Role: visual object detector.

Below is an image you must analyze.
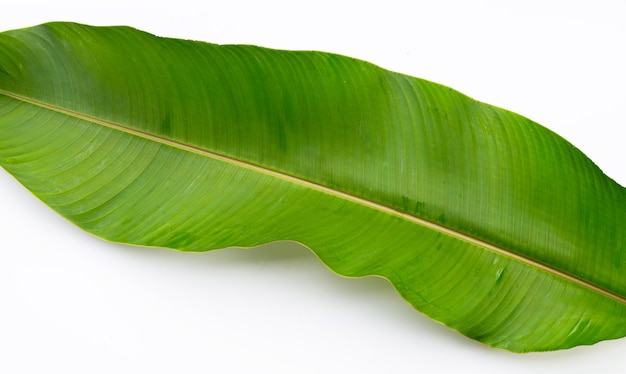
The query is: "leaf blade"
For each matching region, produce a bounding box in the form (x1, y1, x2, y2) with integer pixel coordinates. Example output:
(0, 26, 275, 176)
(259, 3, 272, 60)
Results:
(1, 22, 625, 351)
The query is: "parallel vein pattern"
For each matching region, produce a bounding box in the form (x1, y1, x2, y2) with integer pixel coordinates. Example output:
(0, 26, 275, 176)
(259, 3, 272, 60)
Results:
(1, 22, 625, 351)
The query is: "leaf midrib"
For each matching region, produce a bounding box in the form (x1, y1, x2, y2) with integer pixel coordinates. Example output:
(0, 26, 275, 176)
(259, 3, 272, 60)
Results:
(2, 89, 624, 306)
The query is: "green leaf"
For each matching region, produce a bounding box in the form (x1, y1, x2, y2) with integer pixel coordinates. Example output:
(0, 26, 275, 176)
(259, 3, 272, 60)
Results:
(0, 22, 624, 352)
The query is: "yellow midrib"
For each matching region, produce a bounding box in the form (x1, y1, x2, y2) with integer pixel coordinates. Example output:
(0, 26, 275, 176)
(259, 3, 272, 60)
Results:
(1, 89, 625, 306)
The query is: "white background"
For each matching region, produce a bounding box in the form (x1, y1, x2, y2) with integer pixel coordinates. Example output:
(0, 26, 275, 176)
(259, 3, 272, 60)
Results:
(1, 1, 625, 373)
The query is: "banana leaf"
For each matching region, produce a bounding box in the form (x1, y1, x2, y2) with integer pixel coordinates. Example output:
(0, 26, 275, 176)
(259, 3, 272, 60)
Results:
(0, 22, 624, 352)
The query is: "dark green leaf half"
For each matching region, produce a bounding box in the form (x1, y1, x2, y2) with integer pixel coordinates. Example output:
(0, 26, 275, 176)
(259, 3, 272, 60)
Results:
(0, 22, 624, 352)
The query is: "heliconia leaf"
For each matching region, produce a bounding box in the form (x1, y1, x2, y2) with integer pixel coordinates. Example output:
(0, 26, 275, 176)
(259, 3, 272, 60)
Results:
(0, 22, 624, 352)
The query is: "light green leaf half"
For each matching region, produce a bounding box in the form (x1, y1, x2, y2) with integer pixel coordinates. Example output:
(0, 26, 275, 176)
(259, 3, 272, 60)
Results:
(0, 22, 624, 352)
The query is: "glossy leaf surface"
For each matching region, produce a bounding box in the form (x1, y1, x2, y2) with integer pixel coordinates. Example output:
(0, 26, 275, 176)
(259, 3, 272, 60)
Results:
(0, 22, 624, 352)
